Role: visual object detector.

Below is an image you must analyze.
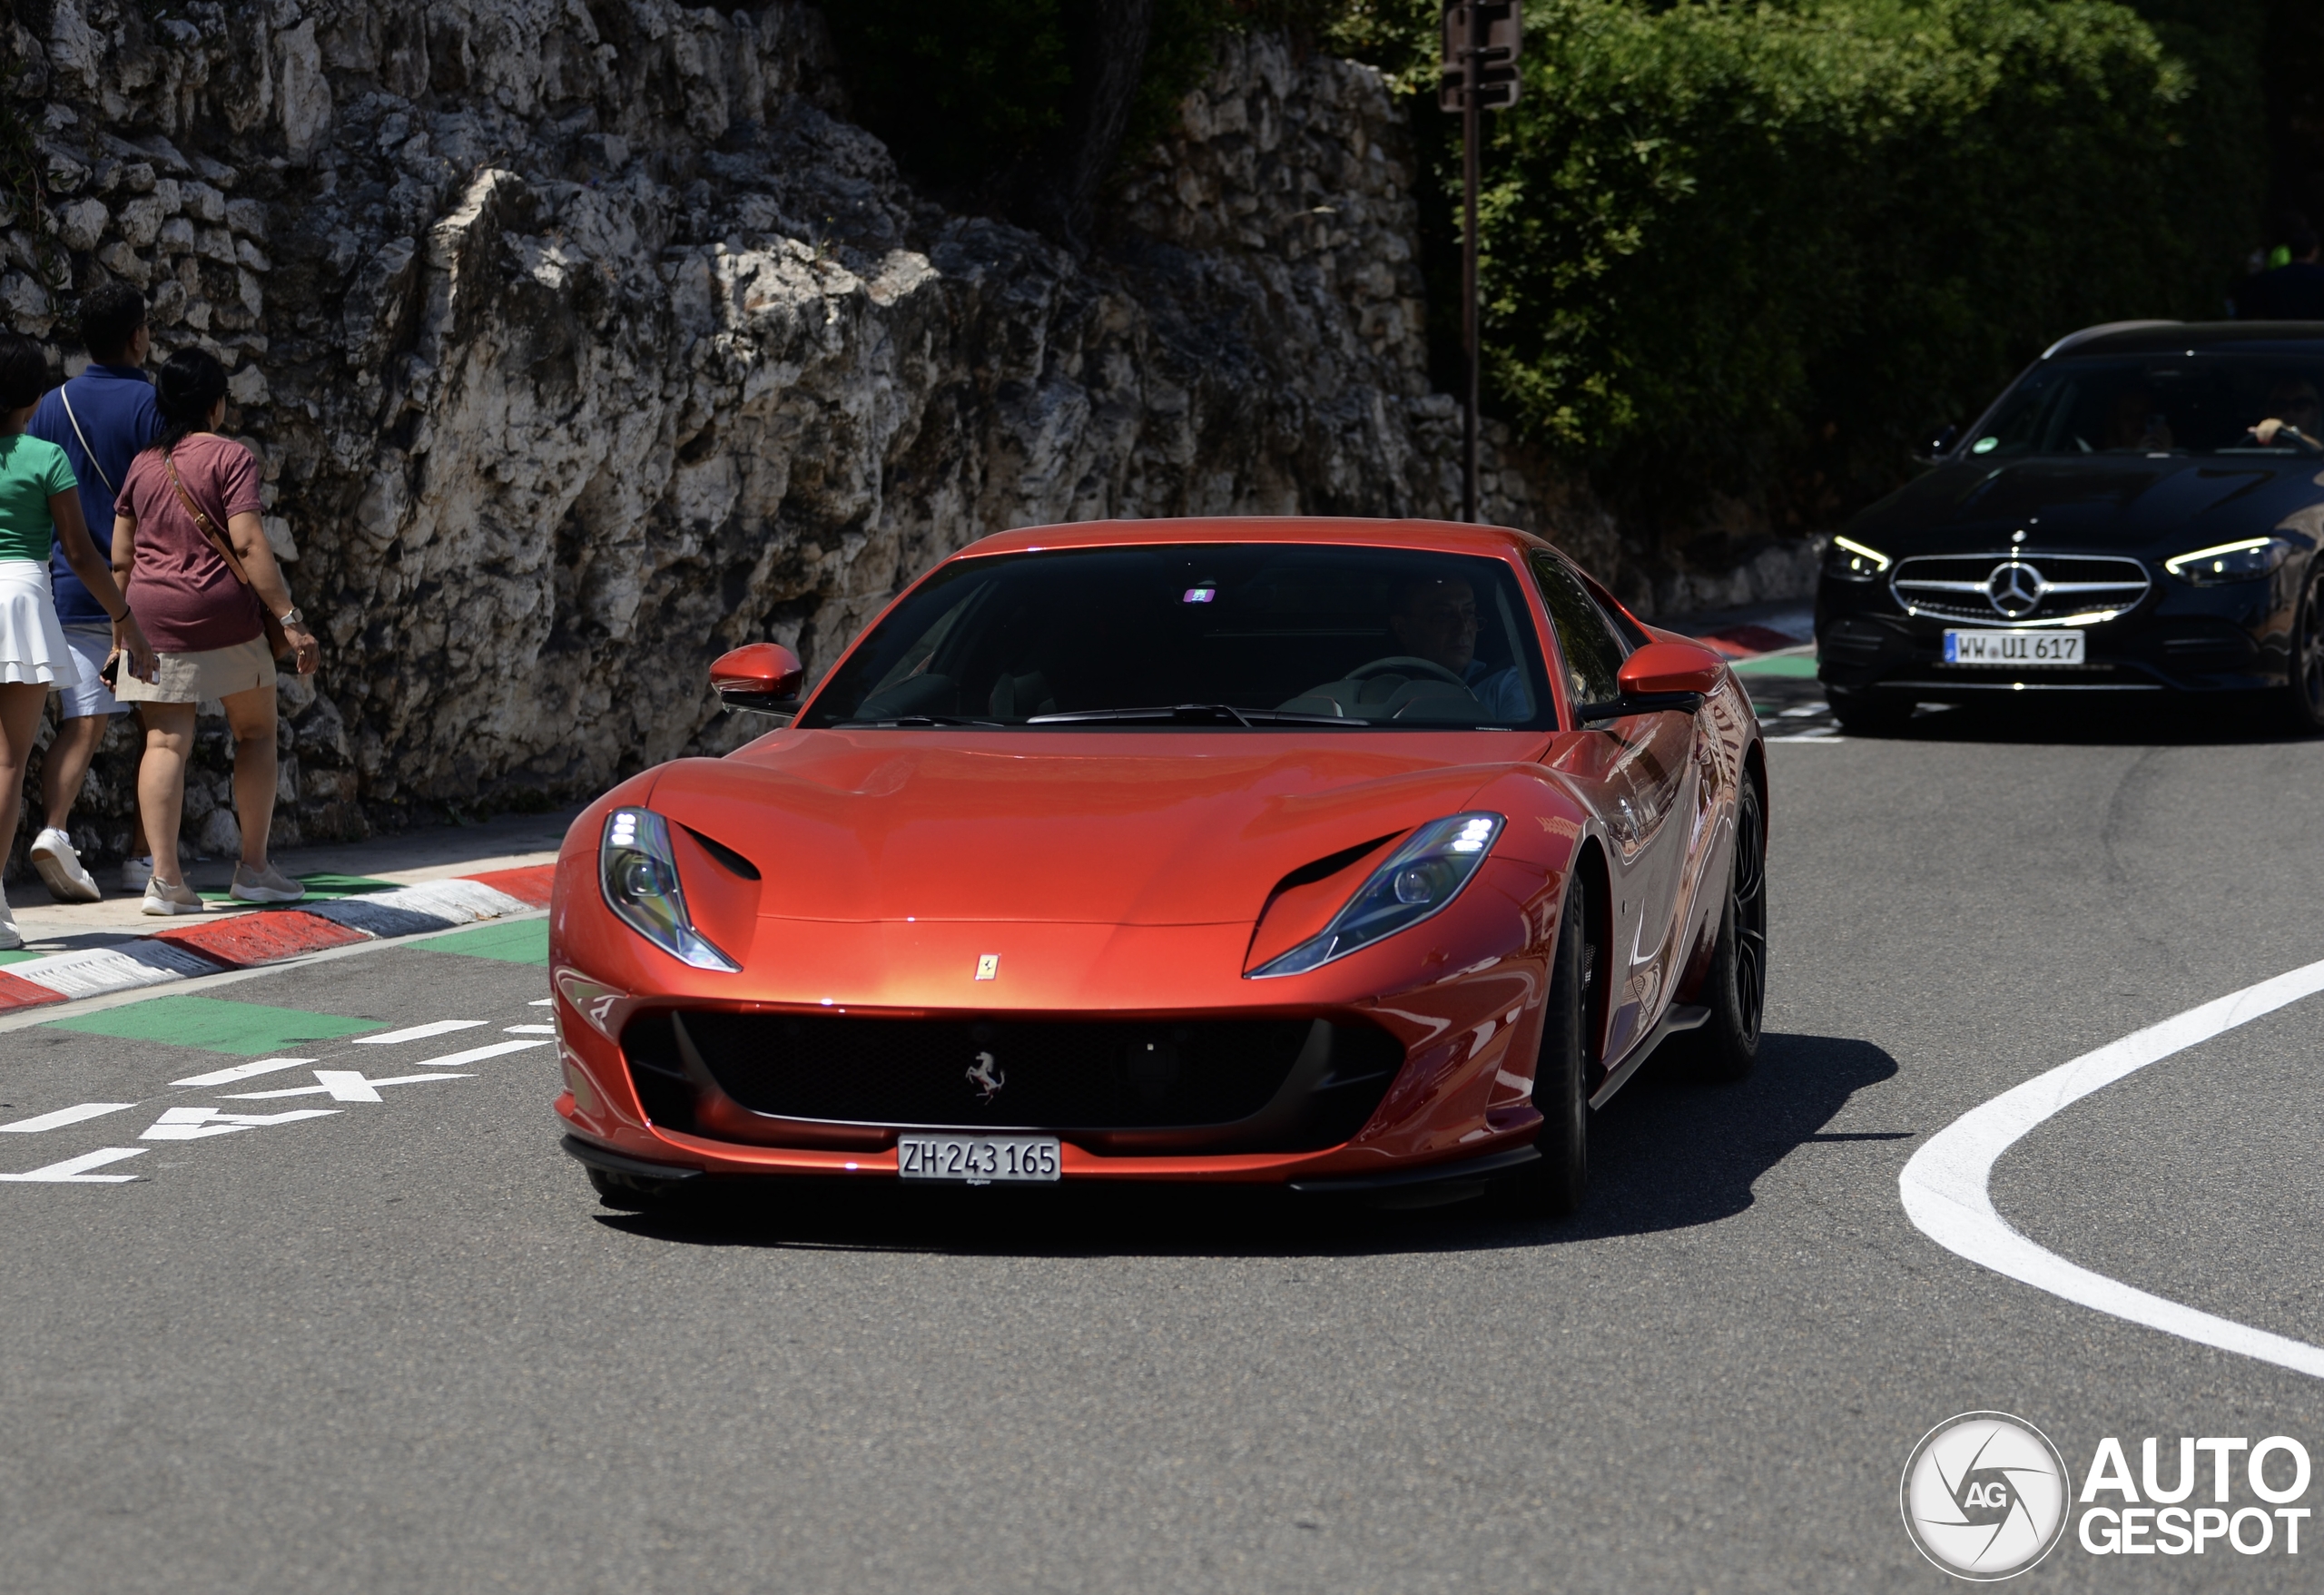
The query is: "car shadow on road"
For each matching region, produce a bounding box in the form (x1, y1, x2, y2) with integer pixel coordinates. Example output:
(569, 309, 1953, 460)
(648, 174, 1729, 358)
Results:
(1874, 696, 2315, 747)
(593, 1030, 1902, 1259)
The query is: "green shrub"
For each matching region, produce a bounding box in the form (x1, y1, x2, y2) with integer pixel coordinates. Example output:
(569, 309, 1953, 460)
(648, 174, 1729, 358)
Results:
(1333, 0, 2267, 529)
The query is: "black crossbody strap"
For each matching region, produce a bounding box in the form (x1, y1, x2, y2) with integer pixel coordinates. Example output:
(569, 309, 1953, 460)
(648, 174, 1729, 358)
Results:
(56, 386, 116, 499)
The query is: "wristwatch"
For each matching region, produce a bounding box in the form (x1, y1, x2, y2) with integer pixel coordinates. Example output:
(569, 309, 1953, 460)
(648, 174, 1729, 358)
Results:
(277, 606, 304, 627)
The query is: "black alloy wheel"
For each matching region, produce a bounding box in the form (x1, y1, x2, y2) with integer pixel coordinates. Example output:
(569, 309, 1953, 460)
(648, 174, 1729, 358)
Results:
(1693, 774, 1768, 1081)
(1502, 875, 1597, 1218)
(2287, 560, 2324, 734)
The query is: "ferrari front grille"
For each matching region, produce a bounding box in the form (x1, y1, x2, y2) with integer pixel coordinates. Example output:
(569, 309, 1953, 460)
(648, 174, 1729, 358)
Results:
(621, 1010, 1405, 1147)
(1890, 552, 2151, 625)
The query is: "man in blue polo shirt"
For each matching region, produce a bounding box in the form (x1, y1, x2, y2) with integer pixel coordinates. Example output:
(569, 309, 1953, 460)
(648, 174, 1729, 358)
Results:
(26, 281, 157, 901)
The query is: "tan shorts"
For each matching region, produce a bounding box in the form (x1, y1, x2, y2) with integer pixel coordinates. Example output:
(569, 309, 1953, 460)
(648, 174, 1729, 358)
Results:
(115, 634, 278, 704)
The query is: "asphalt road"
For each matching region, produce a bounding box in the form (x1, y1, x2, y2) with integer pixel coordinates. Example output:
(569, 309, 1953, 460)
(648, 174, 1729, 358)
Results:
(5, 704, 2323, 1592)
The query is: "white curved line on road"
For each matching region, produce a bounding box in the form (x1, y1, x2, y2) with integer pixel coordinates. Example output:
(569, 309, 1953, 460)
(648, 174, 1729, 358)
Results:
(1899, 956, 2324, 1381)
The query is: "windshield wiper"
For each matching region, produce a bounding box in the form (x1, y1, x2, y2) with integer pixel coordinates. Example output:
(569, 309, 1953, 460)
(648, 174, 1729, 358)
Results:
(829, 714, 1006, 728)
(1025, 704, 1360, 727)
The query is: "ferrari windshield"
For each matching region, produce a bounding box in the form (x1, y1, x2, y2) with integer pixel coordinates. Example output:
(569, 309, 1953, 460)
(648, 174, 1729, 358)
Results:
(1967, 354, 2324, 458)
(800, 544, 1555, 730)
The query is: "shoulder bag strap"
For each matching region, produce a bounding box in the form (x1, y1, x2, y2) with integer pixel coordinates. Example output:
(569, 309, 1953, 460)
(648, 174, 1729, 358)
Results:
(57, 386, 116, 499)
(163, 448, 256, 591)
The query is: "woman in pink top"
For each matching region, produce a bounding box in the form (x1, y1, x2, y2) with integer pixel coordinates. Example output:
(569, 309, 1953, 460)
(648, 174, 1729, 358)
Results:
(111, 350, 320, 914)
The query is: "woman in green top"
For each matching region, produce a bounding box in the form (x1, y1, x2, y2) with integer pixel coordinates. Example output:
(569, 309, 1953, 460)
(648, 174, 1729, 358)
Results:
(0, 333, 154, 946)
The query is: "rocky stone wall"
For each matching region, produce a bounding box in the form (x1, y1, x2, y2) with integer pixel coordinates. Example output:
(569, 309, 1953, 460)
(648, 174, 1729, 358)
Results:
(1, 2, 1709, 871)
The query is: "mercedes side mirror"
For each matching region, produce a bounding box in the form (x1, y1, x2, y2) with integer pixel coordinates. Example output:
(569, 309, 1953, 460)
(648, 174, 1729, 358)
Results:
(1914, 424, 1961, 465)
(1575, 640, 1724, 722)
(710, 642, 806, 714)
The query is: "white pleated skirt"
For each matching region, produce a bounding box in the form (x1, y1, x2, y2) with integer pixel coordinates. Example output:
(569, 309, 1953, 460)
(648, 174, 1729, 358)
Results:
(0, 558, 84, 688)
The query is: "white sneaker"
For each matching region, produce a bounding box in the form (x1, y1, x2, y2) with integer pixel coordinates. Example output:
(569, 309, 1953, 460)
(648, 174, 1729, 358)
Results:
(121, 855, 153, 892)
(229, 862, 304, 904)
(141, 878, 204, 916)
(0, 898, 20, 950)
(29, 828, 101, 903)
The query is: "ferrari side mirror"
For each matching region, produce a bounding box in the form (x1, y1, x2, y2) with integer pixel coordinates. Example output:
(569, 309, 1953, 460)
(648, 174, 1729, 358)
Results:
(710, 642, 806, 714)
(1576, 640, 1724, 722)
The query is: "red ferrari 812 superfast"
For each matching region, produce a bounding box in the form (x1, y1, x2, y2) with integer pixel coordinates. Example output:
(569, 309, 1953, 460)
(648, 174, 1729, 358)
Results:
(549, 518, 1768, 1214)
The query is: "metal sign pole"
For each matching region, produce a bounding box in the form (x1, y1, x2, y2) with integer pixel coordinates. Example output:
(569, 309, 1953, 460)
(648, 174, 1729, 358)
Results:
(1441, 2, 1517, 526)
(1462, 7, 1481, 525)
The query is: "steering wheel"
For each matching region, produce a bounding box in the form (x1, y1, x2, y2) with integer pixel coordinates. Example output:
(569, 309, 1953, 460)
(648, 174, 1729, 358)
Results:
(1346, 655, 1471, 689)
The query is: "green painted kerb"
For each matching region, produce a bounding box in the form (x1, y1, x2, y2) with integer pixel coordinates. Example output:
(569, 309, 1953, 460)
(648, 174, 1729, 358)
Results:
(1729, 652, 1820, 679)
(47, 995, 386, 1055)
(411, 919, 549, 965)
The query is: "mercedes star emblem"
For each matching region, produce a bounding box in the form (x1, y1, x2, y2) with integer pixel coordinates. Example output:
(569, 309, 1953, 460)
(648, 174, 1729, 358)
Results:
(1985, 560, 2045, 619)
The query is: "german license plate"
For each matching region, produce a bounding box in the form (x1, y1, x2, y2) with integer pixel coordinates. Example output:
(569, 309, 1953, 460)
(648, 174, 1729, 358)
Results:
(1943, 629, 2084, 666)
(896, 1134, 1061, 1183)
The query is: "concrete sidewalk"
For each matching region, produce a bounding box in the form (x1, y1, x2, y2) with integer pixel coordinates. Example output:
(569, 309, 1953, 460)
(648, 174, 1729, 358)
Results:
(0, 809, 579, 1015)
(7, 808, 578, 952)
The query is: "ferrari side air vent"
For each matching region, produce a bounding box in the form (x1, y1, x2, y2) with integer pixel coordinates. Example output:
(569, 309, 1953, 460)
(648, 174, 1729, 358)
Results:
(682, 826, 762, 881)
(1270, 833, 1401, 895)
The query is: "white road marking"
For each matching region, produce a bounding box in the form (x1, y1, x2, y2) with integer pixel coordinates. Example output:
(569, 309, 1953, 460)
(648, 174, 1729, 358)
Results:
(141, 1106, 340, 1140)
(527, 999, 552, 1006)
(0, 1102, 137, 1133)
(171, 1058, 317, 1088)
(1900, 955, 2324, 1381)
(0, 1147, 146, 1182)
(223, 1070, 474, 1103)
(409, 1038, 550, 1068)
(502, 1024, 556, 1035)
(352, 1019, 487, 1046)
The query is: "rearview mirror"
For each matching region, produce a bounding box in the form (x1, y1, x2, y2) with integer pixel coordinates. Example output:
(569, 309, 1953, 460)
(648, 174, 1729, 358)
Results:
(710, 642, 806, 714)
(1913, 423, 1961, 465)
(1576, 640, 1724, 722)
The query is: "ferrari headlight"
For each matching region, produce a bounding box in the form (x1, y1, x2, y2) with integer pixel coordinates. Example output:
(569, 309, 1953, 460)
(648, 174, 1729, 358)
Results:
(2162, 537, 2291, 586)
(599, 807, 740, 971)
(1248, 812, 1504, 979)
(1824, 535, 1890, 582)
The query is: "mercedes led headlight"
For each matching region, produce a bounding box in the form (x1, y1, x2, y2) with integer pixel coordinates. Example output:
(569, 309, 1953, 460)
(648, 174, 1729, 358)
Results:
(1249, 812, 1504, 979)
(2162, 537, 2292, 586)
(599, 807, 741, 971)
(1824, 535, 1891, 582)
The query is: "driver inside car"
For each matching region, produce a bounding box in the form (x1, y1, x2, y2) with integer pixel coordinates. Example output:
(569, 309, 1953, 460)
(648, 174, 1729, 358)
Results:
(2242, 376, 2323, 448)
(1389, 576, 1533, 722)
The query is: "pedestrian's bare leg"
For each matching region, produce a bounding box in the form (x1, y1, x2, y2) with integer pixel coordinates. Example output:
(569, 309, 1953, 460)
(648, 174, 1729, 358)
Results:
(0, 682, 53, 848)
(138, 702, 196, 883)
(39, 712, 107, 832)
(222, 684, 277, 870)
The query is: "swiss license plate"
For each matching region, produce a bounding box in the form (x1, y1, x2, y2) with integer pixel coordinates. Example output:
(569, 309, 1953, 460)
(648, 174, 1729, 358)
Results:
(1943, 628, 2084, 666)
(897, 1134, 1061, 1184)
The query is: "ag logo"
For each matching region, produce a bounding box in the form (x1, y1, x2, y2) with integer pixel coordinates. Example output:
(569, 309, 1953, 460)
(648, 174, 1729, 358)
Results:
(1900, 1412, 2070, 1580)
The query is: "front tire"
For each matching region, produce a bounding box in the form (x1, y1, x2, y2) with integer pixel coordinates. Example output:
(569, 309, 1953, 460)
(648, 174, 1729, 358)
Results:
(1692, 774, 1768, 1081)
(2284, 560, 2324, 734)
(1502, 877, 1597, 1218)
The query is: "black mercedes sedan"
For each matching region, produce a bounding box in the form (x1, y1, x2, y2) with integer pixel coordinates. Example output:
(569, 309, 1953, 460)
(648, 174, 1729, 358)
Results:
(1817, 320, 2324, 734)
